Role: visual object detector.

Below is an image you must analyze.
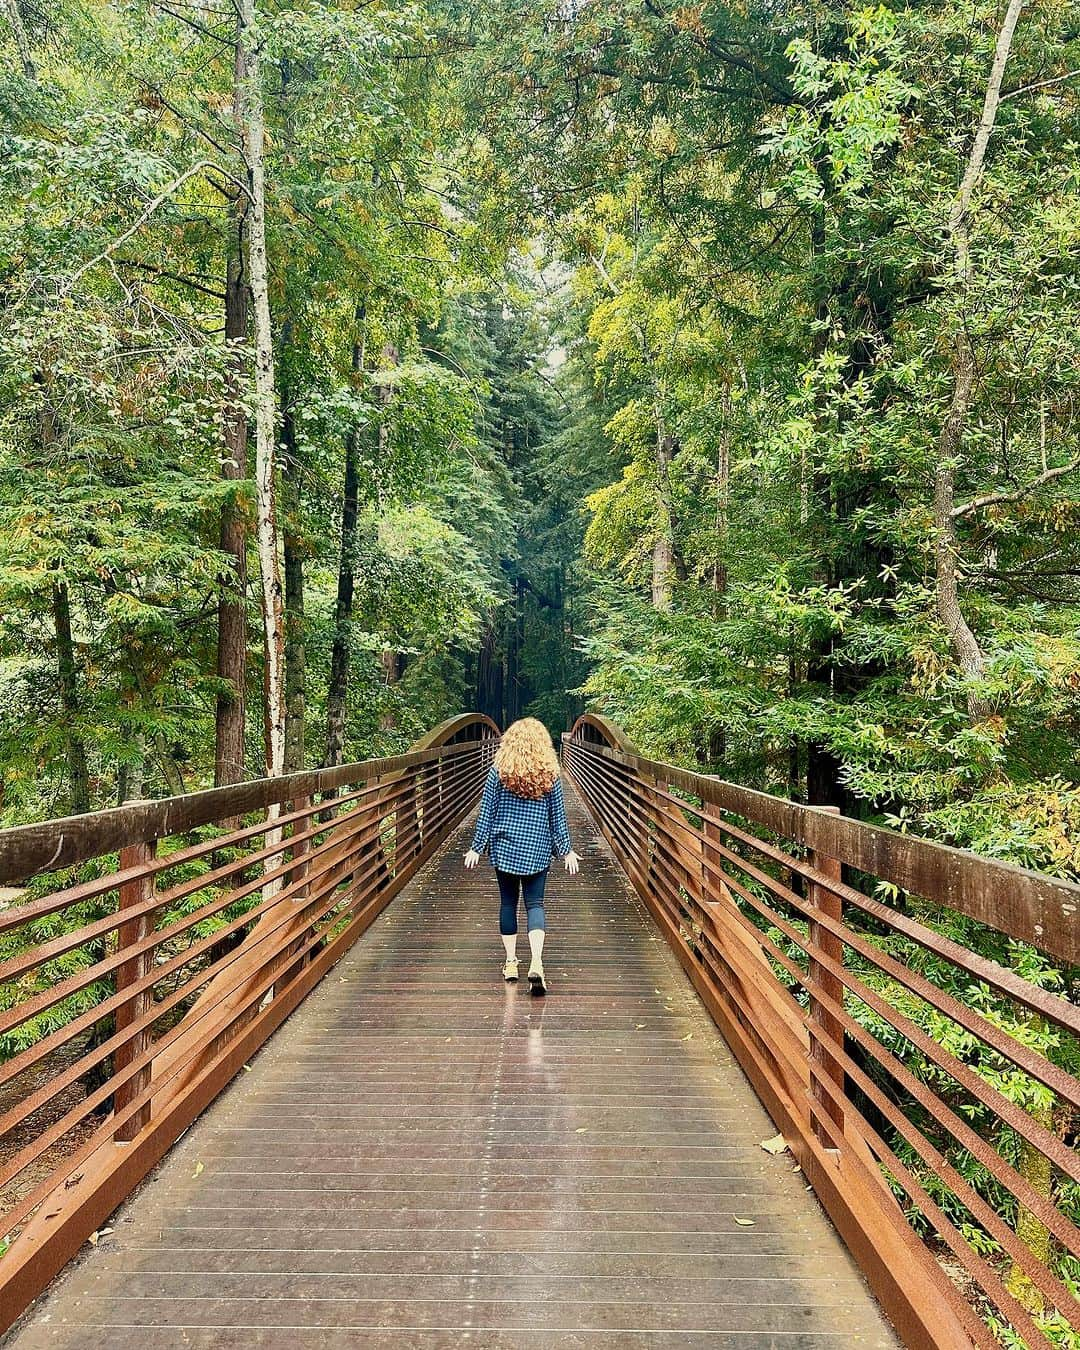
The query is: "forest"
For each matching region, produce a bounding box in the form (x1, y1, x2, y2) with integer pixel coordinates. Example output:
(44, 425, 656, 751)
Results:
(1, 0, 1079, 1341)
(1, 0, 1078, 876)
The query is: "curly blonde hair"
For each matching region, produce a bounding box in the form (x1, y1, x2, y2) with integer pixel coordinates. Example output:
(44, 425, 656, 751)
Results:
(494, 717, 561, 800)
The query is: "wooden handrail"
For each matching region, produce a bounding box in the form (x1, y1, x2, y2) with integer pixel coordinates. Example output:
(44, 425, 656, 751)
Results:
(0, 713, 500, 885)
(569, 716, 1079, 966)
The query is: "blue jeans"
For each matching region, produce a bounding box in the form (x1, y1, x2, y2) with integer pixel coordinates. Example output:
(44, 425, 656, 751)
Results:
(497, 868, 548, 935)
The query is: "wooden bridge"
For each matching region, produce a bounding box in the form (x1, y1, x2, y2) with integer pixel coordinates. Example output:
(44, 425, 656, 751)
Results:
(0, 714, 1077, 1348)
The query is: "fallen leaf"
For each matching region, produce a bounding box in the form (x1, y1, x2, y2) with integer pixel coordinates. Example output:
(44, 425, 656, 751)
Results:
(733, 1216, 755, 1227)
(192, 1162, 204, 1179)
(575, 1127, 589, 1134)
(64, 1173, 83, 1189)
(243, 1064, 252, 1073)
(680, 1032, 693, 1041)
(635, 1023, 646, 1029)
(760, 1134, 788, 1155)
(87, 1231, 100, 1245)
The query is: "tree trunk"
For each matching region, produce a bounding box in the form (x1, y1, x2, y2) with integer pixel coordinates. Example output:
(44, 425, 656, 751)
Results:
(505, 583, 520, 723)
(477, 619, 502, 726)
(214, 185, 250, 789)
(37, 365, 91, 815)
(933, 0, 1025, 723)
(3, 0, 34, 78)
(651, 533, 674, 611)
(651, 425, 684, 610)
(238, 0, 285, 781)
(281, 344, 306, 774)
(324, 312, 364, 769)
(378, 648, 401, 732)
(117, 750, 145, 806)
(933, 352, 990, 720)
(52, 578, 91, 814)
(154, 737, 186, 797)
(282, 454, 306, 773)
(711, 409, 730, 617)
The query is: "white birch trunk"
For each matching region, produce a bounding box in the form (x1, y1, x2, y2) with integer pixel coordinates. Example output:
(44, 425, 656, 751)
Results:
(933, 0, 1025, 722)
(237, 0, 286, 895)
(238, 0, 285, 778)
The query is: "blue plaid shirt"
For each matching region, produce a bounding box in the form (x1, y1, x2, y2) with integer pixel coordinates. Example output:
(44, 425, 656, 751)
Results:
(470, 767, 573, 875)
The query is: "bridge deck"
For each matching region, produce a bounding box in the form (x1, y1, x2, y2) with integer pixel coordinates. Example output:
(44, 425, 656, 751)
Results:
(7, 784, 896, 1348)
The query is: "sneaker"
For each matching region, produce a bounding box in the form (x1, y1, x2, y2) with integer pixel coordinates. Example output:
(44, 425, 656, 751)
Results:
(527, 961, 547, 996)
(502, 957, 519, 982)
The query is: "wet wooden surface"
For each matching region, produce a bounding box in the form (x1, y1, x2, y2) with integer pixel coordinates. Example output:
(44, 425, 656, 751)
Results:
(6, 784, 897, 1348)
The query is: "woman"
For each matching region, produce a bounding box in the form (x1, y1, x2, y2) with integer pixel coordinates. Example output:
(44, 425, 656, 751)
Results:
(464, 717, 580, 995)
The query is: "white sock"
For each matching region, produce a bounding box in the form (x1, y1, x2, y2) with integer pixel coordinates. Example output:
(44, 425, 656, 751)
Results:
(528, 928, 545, 967)
(502, 934, 517, 962)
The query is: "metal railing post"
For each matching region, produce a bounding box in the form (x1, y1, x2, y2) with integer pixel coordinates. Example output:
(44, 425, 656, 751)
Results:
(807, 805, 845, 1146)
(113, 836, 157, 1141)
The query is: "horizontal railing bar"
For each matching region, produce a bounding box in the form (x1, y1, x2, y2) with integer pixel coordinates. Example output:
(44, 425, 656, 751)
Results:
(650, 793, 1080, 1116)
(0, 784, 372, 939)
(0, 799, 404, 1139)
(0, 806, 405, 1176)
(656, 777, 1080, 1039)
(569, 737, 1080, 965)
(672, 830, 1080, 1182)
(0, 786, 376, 985)
(0, 791, 387, 1041)
(0, 736, 493, 885)
(0, 739, 477, 938)
(0, 745, 480, 1014)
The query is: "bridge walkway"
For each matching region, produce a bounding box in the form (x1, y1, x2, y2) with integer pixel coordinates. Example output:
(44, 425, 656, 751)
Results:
(6, 783, 896, 1349)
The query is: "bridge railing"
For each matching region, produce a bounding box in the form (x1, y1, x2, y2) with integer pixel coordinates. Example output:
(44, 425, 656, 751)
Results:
(565, 714, 1080, 1350)
(0, 713, 498, 1330)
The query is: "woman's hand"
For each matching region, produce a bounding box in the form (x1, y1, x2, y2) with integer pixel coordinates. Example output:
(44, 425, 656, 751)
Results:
(464, 849, 480, 869)
(564, 850, 580, 876)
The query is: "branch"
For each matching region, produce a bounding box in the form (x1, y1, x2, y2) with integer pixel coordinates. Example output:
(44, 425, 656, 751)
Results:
(952, 459, 1080, 518)
(62, 162, 248, 294)
(115, 257, 227, 299)
(144, 83, 240, 162)
(1001, 69, 1079, 100)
